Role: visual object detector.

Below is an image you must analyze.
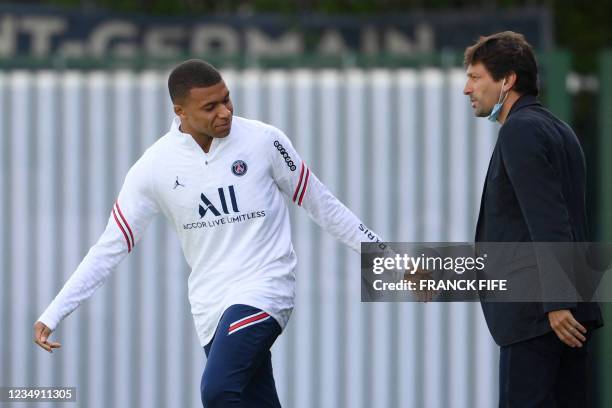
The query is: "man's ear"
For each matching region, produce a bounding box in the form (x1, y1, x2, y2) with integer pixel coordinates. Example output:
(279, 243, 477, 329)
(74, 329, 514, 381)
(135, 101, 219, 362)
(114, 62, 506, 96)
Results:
(173, 104, 185, 118)
(504, 72, 518, 92)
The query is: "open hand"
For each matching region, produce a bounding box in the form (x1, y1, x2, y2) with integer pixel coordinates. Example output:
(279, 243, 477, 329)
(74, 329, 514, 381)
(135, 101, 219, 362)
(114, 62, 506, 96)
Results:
(33, 321, 61, 353)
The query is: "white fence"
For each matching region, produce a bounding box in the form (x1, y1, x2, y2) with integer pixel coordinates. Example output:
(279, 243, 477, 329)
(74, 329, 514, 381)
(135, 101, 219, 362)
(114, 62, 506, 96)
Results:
(0, 68, 499, 408)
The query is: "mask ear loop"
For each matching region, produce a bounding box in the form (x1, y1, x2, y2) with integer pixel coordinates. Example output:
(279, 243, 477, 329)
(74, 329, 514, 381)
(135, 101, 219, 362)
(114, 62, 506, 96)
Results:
(498, 78, 509, 105)
(487, 77, 510, 122)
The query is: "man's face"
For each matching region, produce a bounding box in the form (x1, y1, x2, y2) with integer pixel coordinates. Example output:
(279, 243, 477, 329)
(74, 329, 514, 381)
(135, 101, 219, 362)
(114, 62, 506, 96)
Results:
(175, 80, 233, 138)
(463, 62, 504, 117)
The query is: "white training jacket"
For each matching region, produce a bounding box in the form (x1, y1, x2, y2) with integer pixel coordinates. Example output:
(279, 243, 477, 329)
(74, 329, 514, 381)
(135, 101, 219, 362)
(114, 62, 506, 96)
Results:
(38, 116, 391, 347)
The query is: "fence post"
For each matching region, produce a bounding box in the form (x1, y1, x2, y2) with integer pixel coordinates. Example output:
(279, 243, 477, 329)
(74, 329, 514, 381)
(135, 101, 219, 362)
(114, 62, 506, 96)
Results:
(542, 50, 572, 123)
(599, 50, 612, 408)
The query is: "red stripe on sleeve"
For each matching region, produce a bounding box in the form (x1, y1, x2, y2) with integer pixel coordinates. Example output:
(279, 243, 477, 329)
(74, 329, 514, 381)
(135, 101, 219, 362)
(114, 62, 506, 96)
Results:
(115, 201, 135, 248)
(292, 162, 305, 202)
(298, 168, 310, 206)
(112, 208, 132, 253)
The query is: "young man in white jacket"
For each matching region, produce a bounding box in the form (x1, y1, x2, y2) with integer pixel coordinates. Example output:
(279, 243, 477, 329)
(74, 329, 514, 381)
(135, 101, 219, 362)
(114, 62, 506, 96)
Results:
(33, 59, 397, 407)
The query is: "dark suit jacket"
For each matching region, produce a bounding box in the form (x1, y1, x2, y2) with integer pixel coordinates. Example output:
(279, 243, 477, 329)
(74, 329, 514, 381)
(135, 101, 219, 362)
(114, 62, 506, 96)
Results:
(476, 94, 603, 346)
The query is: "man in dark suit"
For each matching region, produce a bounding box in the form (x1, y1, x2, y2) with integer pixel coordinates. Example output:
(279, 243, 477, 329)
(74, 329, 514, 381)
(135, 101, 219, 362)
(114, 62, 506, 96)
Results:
(463, 31, 603, 407)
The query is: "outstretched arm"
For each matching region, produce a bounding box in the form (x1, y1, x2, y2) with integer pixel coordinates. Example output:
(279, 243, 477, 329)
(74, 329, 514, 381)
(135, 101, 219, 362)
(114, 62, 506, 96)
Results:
(33, 153, 160, 352)
(267, 127, 407, 289)
(268, 126, 389, 253)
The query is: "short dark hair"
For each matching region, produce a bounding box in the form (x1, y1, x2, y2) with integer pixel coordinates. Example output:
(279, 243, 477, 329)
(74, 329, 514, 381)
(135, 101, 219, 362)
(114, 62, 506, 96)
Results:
(168, 59, 223, 103)
(464, 31, 539, 96)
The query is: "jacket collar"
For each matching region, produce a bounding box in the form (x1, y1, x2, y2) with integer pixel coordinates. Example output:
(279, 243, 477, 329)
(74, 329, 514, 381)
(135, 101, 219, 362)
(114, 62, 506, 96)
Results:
(169, 116, 230, 155)
(506, 94, 541, 119)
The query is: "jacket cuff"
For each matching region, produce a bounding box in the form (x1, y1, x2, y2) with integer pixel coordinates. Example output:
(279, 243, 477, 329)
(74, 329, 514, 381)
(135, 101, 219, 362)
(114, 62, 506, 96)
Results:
(542, 302, 576, 314)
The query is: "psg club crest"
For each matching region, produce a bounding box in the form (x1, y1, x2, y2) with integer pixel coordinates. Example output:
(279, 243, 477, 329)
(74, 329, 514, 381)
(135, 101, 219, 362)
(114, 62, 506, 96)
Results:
(231, 160, 248, 176)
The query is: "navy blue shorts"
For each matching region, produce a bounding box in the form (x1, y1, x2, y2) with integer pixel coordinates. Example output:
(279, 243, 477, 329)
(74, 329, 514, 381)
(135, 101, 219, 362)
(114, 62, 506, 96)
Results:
(200, 304, 282, 408)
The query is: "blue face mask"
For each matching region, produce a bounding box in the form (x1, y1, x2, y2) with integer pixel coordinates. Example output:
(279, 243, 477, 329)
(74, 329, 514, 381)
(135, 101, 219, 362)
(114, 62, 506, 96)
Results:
(487, 78, 508, 122)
